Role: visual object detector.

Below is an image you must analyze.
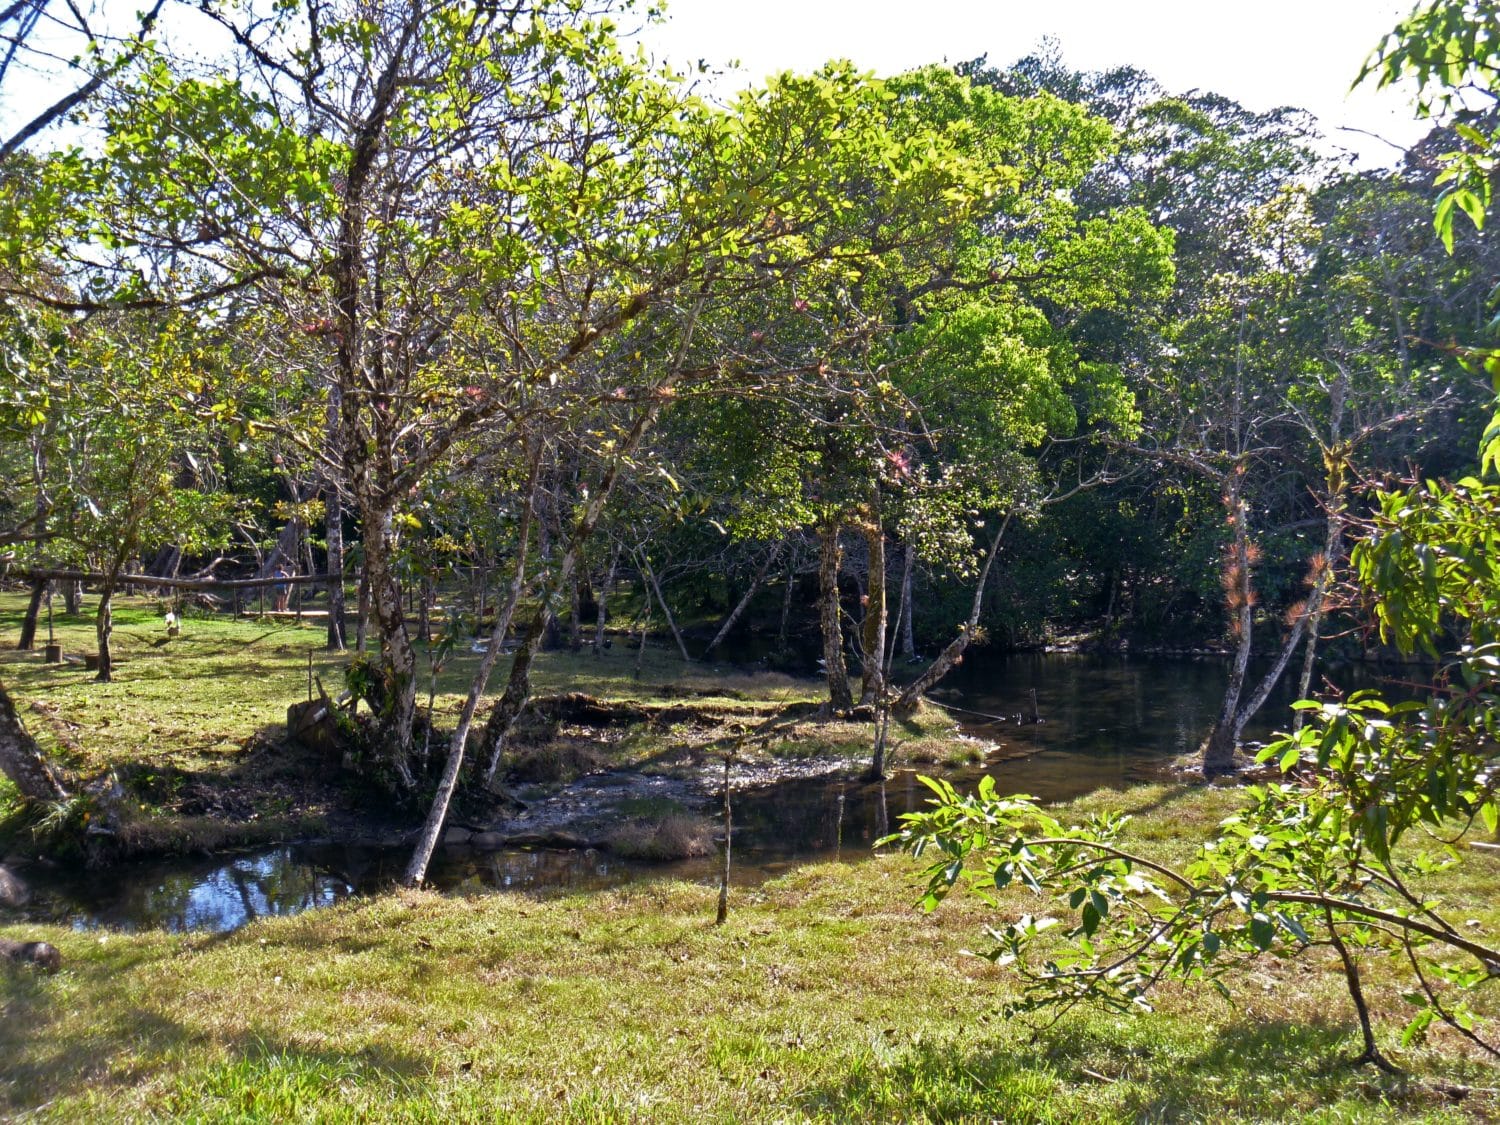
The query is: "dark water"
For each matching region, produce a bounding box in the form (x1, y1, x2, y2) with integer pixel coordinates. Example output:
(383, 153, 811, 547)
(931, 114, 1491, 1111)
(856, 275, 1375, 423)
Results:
(3, 653, 1379, 933)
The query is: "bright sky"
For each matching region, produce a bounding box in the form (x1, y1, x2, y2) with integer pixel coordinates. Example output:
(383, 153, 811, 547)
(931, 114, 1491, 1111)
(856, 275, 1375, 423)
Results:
(1, 0, 1431, 169)
(635, 0, 1428, 168)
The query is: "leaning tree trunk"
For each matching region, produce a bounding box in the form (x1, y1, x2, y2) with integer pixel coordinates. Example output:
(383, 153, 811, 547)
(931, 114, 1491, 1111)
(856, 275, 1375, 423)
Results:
(404, 452, 540, 886)
(859, 499, 886, 704)
(817, 520, 853, 712)
(0, 679, 70, 803)
(896, 515, 1011, 712)
(1230, 606, 1313, 745)
(16, 579, 45, 651)
(704, 541, 781, 657)
(639, 549, 690, 663)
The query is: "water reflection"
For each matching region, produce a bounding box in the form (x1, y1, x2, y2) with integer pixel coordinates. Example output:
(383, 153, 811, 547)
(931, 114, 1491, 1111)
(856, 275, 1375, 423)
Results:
(4, 653, 1390, 934)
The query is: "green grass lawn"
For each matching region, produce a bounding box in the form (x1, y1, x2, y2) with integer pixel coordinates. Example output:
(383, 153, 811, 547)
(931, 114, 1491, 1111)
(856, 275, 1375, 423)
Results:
(2, 782, 1498, 1122)
(0, 591, 822, 781)
(3, 592, 1499, 1120)
(0, 591, 959, 854)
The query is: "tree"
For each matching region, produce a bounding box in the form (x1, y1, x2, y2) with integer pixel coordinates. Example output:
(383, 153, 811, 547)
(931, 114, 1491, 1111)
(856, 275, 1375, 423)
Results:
(890, 11, 1500, 1081)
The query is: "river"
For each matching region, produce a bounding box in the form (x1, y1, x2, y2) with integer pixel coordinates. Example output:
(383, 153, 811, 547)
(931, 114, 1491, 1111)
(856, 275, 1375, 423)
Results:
(2, 651, 1378, 932)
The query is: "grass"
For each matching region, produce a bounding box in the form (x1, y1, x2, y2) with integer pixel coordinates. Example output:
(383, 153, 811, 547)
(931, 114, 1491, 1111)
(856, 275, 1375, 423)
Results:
(2, 782, 1498, 1122)
(0, 592, 822, 781)
(4, 591, 1498, 1119)
(0, 591, 972, 855)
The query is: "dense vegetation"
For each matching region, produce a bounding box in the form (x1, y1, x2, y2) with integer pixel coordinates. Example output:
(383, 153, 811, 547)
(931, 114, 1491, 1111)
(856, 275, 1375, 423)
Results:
(1, 0, 1498, 1118)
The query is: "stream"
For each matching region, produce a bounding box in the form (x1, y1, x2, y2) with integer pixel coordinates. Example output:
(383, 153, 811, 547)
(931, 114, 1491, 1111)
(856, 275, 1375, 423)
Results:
(2, 652, 1379, 933)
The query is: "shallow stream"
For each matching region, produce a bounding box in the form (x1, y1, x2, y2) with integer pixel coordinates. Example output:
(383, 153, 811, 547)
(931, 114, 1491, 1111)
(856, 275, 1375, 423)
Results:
(4, 652, 1376, 933)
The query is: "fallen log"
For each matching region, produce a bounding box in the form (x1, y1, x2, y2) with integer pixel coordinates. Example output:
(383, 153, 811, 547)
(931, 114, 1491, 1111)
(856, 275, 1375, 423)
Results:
(11, 567, 331, 592)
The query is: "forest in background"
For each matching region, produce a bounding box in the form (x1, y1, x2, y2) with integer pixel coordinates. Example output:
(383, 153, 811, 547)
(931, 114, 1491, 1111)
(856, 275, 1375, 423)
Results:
(0, 1, 1497, 1112)
(0, 2, 1490, 771)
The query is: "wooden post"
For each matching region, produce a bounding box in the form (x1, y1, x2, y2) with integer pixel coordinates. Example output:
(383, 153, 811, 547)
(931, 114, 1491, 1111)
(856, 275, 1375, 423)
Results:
(716, 751, 732, 926)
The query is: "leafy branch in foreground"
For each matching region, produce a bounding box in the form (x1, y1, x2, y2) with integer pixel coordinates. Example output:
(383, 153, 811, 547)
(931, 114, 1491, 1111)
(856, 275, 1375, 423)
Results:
(893, 743, 1497, 1076)
(889, 472, 1500, 1079)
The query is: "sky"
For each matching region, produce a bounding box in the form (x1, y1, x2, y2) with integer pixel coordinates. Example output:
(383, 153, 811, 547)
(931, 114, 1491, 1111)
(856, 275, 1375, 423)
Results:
(632, 0, 1428, 169)
(1, 0, 1432, 169)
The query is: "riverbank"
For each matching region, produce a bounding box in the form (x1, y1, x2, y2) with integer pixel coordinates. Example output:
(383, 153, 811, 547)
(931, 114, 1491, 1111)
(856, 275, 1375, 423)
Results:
(0, 592, 971, 863)
(3, 781, 1498, 1122)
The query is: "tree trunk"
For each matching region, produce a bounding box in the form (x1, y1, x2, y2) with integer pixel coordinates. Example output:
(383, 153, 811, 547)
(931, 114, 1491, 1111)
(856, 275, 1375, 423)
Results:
(859, 505, 886, 704)
(0, 679, 70, 803)
(478, 294, 705, 783)
(818, 521, 853, 711)
(777, 540, 800, 653)
(356, 560, 371, 653)
(325, 386, 348, 651)
(417, 576, 434, 646)
(479, 603, 549, 786)
(325, 491, 347, 650)
(1230, 607, 1312, 744)
(1295, 376, 1349, 731)
(1293, 521, 1342, 732)
(16, 579, 45, 651)
(537, 506, 561, 651)
(19, 435, 52, 651)
(405, 453, 540, 886)
(94, 578, 116, 683)
(704, 542, 781, 657)
(896, 515, 1011, 711)
(257, 520, 302, 578)
(868, 544, 908, 780)
(362, 503, 417, 788)
(1203, 483, 1254, 777)
(639, 550, 690, 663)
(568, 579, 584, 651)
(898, 543, 915, 659)
(62, 581, 80, 614)
(594, 545, 619, 656)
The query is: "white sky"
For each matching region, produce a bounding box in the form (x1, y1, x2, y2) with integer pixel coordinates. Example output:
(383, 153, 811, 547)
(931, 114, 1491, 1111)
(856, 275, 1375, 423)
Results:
(634, 0, 1428, 168)
(1, 0, 1431, 169)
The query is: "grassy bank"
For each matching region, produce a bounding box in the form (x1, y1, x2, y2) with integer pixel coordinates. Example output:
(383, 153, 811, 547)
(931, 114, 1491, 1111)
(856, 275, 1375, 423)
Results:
(0, 591, 959, 854)
(3, 783, 1498, 1122)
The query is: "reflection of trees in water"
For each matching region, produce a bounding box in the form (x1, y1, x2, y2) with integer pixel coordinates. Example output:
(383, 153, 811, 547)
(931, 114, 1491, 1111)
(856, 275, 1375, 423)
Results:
(71, 849, 357, 932)
(30, 658, 1408, 933)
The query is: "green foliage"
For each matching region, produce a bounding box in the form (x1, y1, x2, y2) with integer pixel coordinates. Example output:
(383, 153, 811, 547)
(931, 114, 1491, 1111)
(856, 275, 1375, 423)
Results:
(1361, 0, 1500, 251)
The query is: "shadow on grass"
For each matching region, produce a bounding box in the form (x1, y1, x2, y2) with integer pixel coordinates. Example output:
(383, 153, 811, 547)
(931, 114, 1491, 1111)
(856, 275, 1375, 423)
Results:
(798, 1015, 1425, 1122)
(0, 952, 430, 1115)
